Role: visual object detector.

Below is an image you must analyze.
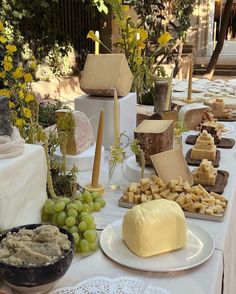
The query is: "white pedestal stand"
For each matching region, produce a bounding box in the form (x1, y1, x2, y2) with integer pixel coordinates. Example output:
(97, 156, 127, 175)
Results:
(54, 144, 105, 171)
(124, 155, 155, 183)
(74, 93, 137, 149)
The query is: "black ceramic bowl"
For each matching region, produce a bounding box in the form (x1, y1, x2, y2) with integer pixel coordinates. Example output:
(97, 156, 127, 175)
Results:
(0, 224, 74, 291)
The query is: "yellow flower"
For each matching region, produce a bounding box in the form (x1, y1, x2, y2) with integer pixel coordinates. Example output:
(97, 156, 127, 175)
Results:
(30, 61, 37, 69)
(6, 44, 17, 54)
(3, 61, 12, 71)
(123, 5, 130, 12)
(136, 28, 148, 49)
(23, 107, 32, 118)
(137, 40, 145, 49)
(0, 21, 3, 32)
(24, 73, 33, 83)
(0, 36, 7, 43)
(18, 90, 24, 99)
(0, 89, 10, 98)
(3, 80, 8, 86)
(139, 28, 148, 42)
(87, 30, 101, 43)
(0, 72, 5, 78)
(9, 101, 15, 109)
(13, 66, 24, 79)
(15, 118, 24, 128)
(25, 93, 34, 102)
(158, 32, 173, 46)
(3, 56, 13, 71)
(20, 83, 26, 90)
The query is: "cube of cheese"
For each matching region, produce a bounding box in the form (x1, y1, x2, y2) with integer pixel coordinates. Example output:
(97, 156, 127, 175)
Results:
(122, 199, 187, 257)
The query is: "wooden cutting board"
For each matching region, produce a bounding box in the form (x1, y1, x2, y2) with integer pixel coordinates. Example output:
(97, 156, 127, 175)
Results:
(185, 149, 221, 167)
(192, 170, 229, 194)
(186, 135, 235, 149)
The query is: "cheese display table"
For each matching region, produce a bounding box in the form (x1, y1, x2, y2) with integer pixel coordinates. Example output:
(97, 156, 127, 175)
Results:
(1, 124, 236, 294)
(64, 122, 236, 294)
(172, 78, 236, 108)
(0, 144, 47, 231)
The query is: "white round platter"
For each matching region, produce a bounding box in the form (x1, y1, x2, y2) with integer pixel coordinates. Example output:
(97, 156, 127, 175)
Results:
(173, 87, 186, 92)
(100, 219, 214, 272)
(207, 87, 222, 94)
(192, 87, 204, 93)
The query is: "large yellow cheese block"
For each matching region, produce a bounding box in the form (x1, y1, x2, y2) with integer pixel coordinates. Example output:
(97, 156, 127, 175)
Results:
(122, 199, 187, 257)
(80, 54, 133, 97)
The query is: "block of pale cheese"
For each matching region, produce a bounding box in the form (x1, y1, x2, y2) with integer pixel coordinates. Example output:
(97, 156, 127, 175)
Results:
(80, 54, 134, 97)
(192, 159, 217, 186)
(190, 130, 216, 161)
(122, 199, 187, 257)
(211, 98, 233, 119)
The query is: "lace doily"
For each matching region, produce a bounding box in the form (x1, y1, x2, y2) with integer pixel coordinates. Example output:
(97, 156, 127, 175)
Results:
(49, 276, 171, 294)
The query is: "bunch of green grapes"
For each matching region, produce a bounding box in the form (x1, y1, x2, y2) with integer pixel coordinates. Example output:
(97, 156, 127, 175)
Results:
(41, 191, 105, 253)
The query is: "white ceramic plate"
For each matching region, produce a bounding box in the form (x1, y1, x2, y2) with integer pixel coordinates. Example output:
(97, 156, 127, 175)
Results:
(100, 220, 214, 272)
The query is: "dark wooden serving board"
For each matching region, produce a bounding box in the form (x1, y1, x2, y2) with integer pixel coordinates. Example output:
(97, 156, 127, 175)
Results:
(192, 170, 229, 194)
(186, 135, 235, 149)
(218, 115, 236, 122)
(185, 149, 221, 167)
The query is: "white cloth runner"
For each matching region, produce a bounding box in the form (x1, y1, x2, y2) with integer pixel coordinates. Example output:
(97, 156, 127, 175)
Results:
(49, 276, 171, 294)
(0, 127, 24, 159)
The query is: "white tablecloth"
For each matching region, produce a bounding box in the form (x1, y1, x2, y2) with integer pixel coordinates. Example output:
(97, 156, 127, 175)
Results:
(51, 249, 223, 294)
(0, 144, 47, 231)
(74, 122, 236, 294)
(1, 123, 236, 294)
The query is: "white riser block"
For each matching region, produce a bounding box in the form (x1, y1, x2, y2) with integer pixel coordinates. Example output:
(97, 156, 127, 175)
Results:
(54, 144, 105, 171)
(74, 93, 137, 149)
(124, 155, 154, 183)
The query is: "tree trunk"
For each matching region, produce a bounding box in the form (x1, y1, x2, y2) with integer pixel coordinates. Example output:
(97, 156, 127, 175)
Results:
(204, 0, 233, 80)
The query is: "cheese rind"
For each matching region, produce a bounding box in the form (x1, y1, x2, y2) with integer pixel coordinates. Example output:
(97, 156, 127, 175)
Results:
(122, 199, 187, 257)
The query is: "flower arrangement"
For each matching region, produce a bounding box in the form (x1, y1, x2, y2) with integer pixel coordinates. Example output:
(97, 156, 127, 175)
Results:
(0, 20, 40, 141)
(0, 20, 80, 199)
(87, 4, 174, 104)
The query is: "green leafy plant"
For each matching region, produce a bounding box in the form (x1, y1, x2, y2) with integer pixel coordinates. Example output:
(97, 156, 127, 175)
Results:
(38, 100, 71, 129)
(129, 0, 196, 41)
(83, 0, 108, 13)
(130, 140, 145, 179)
(103, 2, 176, 105)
